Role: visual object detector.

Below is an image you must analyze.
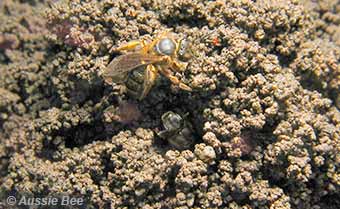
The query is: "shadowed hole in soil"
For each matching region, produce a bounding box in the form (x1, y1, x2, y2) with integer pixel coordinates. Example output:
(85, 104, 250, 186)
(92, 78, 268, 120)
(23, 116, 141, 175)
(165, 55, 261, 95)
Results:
(37, 137, 62, 161)
(140, 1, 210, 29)
(276, 50, 297, 68)
(37, 120, 116, 161)
(0, 157, 10, 178)
(160, 16, 209, 28)
(163, 165, 181, 197)
(101, 150, 117, 173)
(257, 119, 280, 145)
(298, 72, 338, 108)
(318, 193, 340, 209)
(62, 122, 107, 148)
(230, 189, 251, 206)
(19, 18, 30, 30)
(18, 0, 38, 6)
(262, 164, 289, 189)
(272, 39, 297, 68)
(249, 121, 288, 187)
(0, 51, 11, 64)
(67, 78, 106, 107)
(89, 148, 120, 186)
(144, 86, 206, 152)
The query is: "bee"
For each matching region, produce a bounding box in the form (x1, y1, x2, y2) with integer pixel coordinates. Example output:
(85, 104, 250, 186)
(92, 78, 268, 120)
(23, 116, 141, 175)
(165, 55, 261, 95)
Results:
(158, 111, 195, 150)
(102, 31, 194, 100)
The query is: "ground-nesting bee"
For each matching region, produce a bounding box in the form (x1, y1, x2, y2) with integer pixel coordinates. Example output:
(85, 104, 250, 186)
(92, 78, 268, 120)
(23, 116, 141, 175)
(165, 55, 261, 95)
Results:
(102, 30, 194, 100)
(158, 111, 195, 150)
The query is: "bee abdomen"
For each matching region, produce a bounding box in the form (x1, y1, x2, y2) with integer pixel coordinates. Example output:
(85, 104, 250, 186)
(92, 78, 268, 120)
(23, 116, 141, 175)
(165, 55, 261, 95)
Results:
(125, 67, 145, 99)
(168, 127, 195, 150)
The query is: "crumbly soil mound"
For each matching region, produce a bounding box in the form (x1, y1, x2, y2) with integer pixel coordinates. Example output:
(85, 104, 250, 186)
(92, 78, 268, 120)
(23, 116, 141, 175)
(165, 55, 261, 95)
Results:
(0, 0, 339, 208)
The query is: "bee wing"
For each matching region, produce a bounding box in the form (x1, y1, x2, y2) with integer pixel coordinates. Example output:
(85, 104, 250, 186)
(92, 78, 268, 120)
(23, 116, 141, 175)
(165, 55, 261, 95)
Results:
(103, 53, 163, 83)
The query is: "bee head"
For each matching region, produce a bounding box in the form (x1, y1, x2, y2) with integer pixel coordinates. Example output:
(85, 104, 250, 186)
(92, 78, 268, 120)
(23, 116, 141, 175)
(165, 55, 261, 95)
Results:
(161, 111, 183, 131)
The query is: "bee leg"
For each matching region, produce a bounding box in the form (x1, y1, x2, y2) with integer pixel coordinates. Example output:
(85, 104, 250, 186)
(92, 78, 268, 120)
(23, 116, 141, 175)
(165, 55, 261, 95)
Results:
(158, 67, 192, 92)
(161, 56, 187, 72)
(112, 40, 145, 52)
(140, 64, 159, 100)
(141, 38, 159, 54)
(170, 59, 188, 72)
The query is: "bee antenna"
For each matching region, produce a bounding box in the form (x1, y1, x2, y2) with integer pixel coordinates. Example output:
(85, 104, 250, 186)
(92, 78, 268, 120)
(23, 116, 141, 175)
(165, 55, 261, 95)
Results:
(183, 112, 190, 119)
(47, 0, 59, 9)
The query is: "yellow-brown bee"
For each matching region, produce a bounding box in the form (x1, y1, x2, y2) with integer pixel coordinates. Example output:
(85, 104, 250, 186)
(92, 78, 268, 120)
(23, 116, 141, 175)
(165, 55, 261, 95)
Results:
(102, 31, 193, 100)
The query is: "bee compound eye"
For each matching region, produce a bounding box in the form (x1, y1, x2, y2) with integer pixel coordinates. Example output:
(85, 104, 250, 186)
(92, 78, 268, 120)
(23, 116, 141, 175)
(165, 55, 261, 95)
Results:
(162, 111, 182, 130)
(168, 114, 182, 129)
(178, 39, 188, 56)
(156, 38, 176, 55)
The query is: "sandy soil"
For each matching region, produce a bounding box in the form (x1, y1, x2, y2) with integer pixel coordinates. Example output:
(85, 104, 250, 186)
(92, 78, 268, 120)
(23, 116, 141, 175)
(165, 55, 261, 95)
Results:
(0, 0, 339, 208)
